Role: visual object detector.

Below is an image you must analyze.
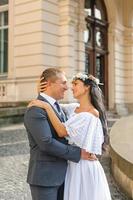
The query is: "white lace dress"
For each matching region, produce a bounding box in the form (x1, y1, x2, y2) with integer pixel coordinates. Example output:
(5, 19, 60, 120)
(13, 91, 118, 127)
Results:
(62, 103, 112, 200)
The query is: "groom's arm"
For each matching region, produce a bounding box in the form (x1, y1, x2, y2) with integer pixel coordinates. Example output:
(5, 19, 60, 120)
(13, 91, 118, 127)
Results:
(24, 107, 81, 163)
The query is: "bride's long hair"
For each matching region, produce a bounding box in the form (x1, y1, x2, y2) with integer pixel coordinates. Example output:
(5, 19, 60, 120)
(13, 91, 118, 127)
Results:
(73, 74, 109, 146)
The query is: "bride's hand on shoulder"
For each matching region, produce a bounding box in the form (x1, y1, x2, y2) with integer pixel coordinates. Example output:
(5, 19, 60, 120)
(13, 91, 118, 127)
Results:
(37, 77, 48, 93)
(27, 99, 50, 110)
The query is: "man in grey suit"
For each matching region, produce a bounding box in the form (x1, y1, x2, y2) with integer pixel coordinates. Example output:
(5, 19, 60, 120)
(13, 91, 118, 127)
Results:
(24, 68, 94, 200)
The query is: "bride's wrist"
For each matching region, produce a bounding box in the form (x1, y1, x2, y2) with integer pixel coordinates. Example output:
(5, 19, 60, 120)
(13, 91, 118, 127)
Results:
(43, 103, 50, 111)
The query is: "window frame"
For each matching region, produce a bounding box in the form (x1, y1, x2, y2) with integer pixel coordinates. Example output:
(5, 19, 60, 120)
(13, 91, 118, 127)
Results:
(0, 3, 8, 75)
(84, 0, 108, 106)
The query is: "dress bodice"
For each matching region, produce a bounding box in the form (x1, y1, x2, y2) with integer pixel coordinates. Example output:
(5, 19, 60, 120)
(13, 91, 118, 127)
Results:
(62, 103, 104, 155)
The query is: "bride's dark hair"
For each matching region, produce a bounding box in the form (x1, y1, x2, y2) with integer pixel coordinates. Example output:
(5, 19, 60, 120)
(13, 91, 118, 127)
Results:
(73, 74, 109, 147)
(85, 76, 109, 147)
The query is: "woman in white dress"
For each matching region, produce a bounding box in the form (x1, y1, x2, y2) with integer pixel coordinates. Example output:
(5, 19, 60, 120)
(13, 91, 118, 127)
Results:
(28, 73, 111, 200)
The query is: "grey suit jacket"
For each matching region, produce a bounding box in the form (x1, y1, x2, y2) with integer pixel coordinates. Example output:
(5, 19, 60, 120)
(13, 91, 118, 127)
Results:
(24, 95, 81, 187)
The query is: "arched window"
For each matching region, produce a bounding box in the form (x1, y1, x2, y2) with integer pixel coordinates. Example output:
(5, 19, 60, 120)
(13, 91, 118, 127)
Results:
(84, 0, 108, 105)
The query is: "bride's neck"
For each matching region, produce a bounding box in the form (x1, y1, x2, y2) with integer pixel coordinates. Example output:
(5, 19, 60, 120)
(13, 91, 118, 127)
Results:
(78, 95, 92, 109)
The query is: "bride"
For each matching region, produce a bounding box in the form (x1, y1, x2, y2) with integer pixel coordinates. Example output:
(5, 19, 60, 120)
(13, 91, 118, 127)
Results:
(28, 73, 111, 200)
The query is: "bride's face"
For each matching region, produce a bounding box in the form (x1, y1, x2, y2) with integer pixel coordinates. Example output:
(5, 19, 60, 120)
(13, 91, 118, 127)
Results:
(71, 79, 89, 99)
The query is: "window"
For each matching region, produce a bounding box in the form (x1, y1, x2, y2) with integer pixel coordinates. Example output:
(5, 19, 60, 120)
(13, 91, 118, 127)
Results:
(0, 0, 8, 6)
(84, 0, 108, 105)
(0, 0, 8, 74)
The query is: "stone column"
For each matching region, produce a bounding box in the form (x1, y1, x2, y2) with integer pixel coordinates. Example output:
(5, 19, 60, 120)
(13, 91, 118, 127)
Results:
(58, 0, 77, 76)
(58, 0, 77, 101)
(75, 0, 86, 73)
(114, 25, 133, 115)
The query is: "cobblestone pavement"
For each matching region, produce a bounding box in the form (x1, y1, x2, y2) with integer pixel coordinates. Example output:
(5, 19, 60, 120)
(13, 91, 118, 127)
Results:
(0, 124, 132, 200)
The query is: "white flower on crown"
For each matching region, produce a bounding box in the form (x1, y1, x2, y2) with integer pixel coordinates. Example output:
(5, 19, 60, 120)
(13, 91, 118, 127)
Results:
(95, 78, 100, 85)
(73, 73, 101, 85)
(73, 73, 88, 81)
(88, 75, 100, 85)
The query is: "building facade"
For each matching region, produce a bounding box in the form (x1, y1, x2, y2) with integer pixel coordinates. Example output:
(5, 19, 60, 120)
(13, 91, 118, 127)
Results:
(0, 0, 133, 115)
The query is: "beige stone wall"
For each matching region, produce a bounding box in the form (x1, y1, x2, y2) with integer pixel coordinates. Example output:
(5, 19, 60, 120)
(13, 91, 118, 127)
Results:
(57, 0, 85, 102)
(1, 0, 45, 102)
(105, 0, 133, 114)
(0, 0, 133, 112)
(114, 26, 133, 114)
(12, 0, 44, 78)
(42, 0, 59, 68)
(1, 0, 61, 102)
(0, 0, 86, 103)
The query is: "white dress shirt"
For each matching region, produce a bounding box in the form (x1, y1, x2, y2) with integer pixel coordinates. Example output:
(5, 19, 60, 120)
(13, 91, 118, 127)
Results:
(40, 92, 58, 112)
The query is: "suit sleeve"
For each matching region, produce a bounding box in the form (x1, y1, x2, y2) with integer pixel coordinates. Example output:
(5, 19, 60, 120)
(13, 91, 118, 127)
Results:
(24, 107, 81, 163)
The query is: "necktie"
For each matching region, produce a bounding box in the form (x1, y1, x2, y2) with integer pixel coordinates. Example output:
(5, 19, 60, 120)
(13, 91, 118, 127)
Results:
(54, 101, 65, 122)
(54, 101, 61, 113)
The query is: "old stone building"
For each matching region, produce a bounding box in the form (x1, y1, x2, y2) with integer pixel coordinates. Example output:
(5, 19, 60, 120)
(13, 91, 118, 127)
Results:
(0, 0, 133, 198)
(0, 0, 133, 115)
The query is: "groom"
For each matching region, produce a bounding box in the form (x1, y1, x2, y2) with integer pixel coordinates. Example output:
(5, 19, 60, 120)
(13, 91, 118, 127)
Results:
(24, 68, 95, 200)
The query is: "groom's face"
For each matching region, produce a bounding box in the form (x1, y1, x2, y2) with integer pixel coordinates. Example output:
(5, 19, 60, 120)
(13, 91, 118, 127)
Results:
(50, 73, 68, 100)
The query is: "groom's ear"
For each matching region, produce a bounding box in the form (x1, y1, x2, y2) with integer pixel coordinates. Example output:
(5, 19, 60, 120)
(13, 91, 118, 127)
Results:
(47, 79, 54, 87)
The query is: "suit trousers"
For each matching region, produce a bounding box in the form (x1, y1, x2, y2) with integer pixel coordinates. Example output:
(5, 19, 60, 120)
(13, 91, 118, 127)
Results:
(30, 183, 64, 200)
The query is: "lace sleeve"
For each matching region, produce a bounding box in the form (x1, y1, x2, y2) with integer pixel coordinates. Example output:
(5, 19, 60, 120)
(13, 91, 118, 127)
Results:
(64, 113, 104, 155)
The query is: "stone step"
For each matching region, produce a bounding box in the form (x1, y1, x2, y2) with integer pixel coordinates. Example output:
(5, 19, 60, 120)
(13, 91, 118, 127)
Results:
(107, 117, 120, 128)
(0, 107, 26, 126)
(0, 124, 26, 144)
(107, 111, 120, 128)
(0, 123, 131, 200)
(0, 124, 29, 157)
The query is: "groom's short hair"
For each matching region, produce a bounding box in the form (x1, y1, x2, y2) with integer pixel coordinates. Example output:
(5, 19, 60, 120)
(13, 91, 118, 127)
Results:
(40, 68, 64, 83)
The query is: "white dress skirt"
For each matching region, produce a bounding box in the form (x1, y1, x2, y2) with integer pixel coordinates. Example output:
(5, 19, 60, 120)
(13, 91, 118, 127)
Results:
(61, 103, 112, 200)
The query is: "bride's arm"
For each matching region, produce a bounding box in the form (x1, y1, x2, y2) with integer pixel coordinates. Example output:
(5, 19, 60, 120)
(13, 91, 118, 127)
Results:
(28, 100, 67, 137)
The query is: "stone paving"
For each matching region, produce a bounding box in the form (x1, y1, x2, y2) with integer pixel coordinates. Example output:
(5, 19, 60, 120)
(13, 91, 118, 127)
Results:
(0, 123, 132, 200)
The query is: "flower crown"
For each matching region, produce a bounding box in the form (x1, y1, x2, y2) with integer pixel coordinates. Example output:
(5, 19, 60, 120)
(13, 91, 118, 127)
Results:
(72, 73, 102, 85)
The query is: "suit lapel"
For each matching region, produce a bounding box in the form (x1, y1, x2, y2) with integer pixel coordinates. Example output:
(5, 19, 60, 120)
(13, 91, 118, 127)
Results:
(37, 94, 64, 122)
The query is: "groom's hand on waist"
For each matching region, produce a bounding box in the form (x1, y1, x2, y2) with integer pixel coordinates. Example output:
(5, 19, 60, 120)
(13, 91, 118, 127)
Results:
(81, 149, 97, 161)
